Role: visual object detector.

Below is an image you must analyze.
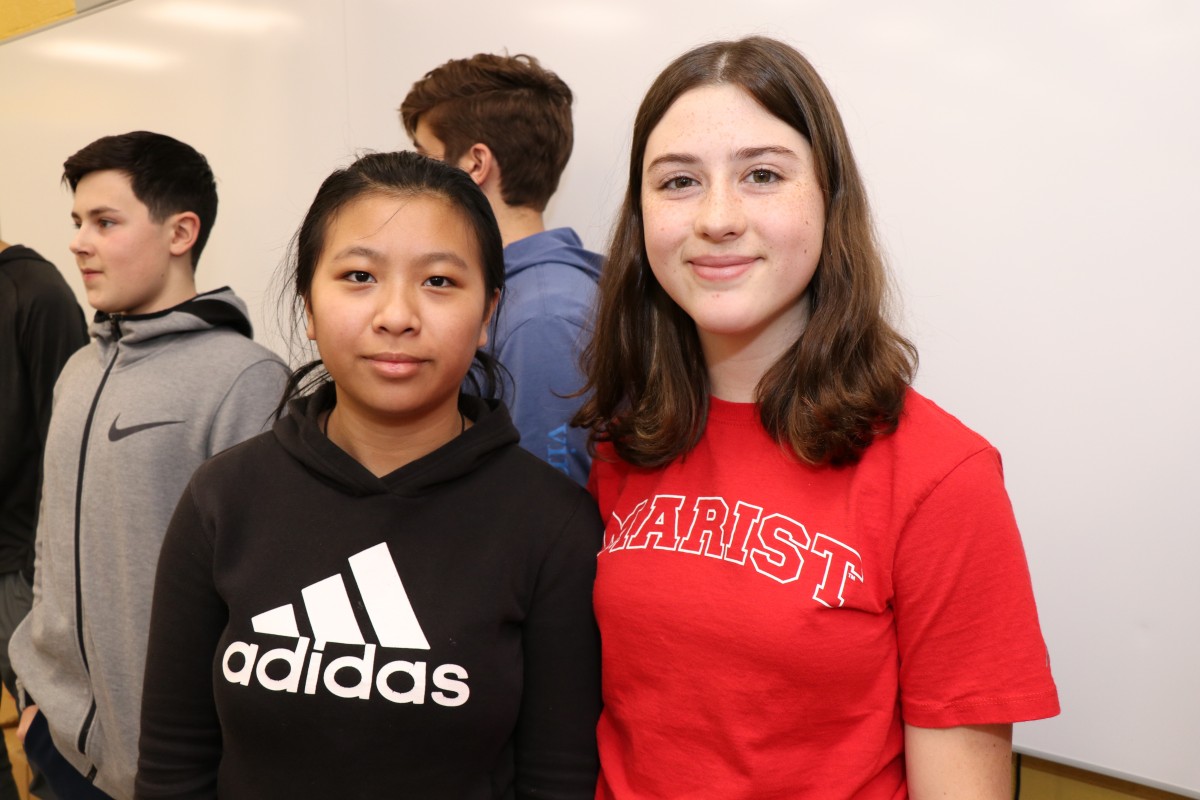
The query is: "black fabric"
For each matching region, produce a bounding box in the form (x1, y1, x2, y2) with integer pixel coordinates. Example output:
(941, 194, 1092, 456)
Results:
(0, 245, 88, 576)
(24, 711, 113, 800)
(137, 388, 603, 799)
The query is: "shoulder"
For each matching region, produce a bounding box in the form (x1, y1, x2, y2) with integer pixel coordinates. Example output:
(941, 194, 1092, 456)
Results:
(885, 388, 994, 462)
(0, 255, 76, 305)
(858, 388, 1004, 508)
(585, 441, 645, 521)
(188, 429, 281, 494)
(182, 326, 283, 365)
(167, 328, 287, 391)
(483, 441, 601, 528)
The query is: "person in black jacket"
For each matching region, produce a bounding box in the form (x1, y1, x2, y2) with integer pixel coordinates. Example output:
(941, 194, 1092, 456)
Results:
(0, 236, 87, 800)
(136, 152, 603, 799)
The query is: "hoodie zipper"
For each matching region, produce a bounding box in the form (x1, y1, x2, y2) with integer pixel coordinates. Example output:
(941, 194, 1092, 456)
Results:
(72, 315, 123, 756)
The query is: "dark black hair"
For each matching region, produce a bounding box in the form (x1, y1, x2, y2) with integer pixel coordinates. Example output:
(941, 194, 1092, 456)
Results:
(63, 131, 218, 269)
(275, 150, 507, 417)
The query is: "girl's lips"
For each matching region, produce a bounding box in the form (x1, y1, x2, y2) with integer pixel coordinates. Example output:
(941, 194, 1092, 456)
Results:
(366, 353, 424, 378)
(688, 254, 758, 282)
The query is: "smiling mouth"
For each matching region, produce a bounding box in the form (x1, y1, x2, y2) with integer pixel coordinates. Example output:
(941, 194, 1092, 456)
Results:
(688, 255, 757, 281)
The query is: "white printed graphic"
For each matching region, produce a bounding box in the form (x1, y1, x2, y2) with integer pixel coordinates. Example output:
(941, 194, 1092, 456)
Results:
(253, 542, 429, 650)
(251, 605, 299, 637)
(603, 492, 867, 607)
(349, 543, 430, 649)
(226, 543, 466, 706)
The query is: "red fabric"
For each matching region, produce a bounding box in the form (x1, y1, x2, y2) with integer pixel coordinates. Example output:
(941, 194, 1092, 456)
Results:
(589, 390, 1059, 800)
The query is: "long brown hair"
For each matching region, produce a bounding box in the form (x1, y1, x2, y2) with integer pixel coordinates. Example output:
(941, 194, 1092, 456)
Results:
(574, 36, 917, 467)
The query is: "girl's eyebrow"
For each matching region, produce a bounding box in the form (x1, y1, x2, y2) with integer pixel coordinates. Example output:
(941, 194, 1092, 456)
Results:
(330, 245, 386, 262)
(735, 145, 801, 162)
(330, 246, 470, 270)
(645, 145, 801, 173)
(644, 152, 699, 173)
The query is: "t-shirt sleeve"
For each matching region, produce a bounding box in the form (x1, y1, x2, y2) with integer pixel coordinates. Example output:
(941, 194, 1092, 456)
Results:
(206, 358, 289, 456)
(136, 485, 225, 799)
(893, 447, 1060, 728)
(514, 491, 603, 798)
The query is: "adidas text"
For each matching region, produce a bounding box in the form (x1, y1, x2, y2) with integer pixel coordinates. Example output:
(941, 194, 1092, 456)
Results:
(222, 637, 469, 707)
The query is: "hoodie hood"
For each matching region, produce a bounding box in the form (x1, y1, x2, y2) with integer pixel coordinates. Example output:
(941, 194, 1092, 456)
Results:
(273, 382, 521, 499)
(92, 286, 254, 347)
(503, 228, 602, 283)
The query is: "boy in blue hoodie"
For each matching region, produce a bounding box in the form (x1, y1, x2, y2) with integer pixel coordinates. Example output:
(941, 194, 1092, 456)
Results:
(401, 53, 601, 485)
(9, 132, 288, 799)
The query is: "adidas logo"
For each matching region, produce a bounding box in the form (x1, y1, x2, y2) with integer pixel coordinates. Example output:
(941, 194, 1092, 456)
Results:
(221, 542, 469, 707)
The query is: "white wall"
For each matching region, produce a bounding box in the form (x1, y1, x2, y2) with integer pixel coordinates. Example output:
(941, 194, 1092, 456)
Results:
(2, 1, 1198, 794)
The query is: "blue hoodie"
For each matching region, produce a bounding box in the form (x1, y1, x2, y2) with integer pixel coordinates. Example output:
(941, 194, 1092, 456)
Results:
(493, 228, 601, 485)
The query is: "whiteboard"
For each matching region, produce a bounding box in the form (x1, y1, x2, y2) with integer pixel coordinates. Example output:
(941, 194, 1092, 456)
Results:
(1, 1, 1197, 795)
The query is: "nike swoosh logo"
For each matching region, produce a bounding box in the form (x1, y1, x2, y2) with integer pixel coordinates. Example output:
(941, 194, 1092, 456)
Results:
(108, 416, 184, 442)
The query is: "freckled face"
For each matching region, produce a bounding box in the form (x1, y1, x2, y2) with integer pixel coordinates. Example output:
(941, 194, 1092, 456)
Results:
(641, 84, 826, 361)
(69, 169, 181, 315)
(305, 193, 496, 427)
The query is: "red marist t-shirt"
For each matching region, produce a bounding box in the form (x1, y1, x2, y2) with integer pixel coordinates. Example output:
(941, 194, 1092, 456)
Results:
(588, 390, 1060, 800)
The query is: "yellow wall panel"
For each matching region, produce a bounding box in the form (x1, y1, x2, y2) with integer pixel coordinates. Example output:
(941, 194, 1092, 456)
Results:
(0, 0, 74, 41)
(1020, 757, 1191, 800)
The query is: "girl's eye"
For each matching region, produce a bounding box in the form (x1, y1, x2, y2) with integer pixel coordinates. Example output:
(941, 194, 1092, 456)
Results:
(747, 169, 780, 184)
(662, 176, 697, 191)
(98, 219, 116, 228)
(345, 271, 374, 284)
(423, 275, 455, 288)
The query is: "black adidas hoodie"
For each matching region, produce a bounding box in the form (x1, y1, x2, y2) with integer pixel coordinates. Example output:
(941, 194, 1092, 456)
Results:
(136, 384, 602, 799)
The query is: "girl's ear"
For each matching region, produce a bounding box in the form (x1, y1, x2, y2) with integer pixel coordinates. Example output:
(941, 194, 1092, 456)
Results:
(304, 298, 316, 341)
(477, 288, 501, 349)
(166, 211, 201, 257)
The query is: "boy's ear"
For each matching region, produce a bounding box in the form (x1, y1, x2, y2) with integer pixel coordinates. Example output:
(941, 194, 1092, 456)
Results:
(166, 211, 201, 257)
(457, 143, 495, 189)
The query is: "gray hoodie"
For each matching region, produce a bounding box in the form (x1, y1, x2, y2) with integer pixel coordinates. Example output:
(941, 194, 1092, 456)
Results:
(9, 287, 288, 799)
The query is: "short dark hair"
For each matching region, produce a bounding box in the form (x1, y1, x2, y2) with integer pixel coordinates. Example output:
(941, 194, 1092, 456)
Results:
(276, 151, 507, 416)
(62, 131, 218, 270)
(574, 36, 917, 468)
(399, 53, 574, 212)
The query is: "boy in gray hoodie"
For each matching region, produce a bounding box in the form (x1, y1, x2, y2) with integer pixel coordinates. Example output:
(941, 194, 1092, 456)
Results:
(9, 131, 288, 800)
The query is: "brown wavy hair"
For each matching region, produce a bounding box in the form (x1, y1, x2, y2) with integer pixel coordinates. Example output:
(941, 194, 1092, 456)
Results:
(574, 36, 917, 468)
(400, 53, 574, 212)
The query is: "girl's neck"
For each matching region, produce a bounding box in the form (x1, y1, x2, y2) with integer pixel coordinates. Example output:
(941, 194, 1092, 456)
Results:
(700, 332, 794, 403)
(323, 393, 467, 478)
(699, 302, 811, 403)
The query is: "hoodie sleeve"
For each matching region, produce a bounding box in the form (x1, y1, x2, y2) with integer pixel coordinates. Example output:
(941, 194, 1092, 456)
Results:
(514, 490, 603, 799)
(206, 358, 289, 456)
(17, 269, 88, 443)
(136, 485, 224, 800)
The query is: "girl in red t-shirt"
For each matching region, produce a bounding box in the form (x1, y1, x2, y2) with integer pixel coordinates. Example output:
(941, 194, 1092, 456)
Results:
(574, 36, 1059, 800)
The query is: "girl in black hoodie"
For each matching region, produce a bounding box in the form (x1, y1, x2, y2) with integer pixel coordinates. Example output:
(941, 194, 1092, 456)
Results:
(137, 152, 602, 799)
